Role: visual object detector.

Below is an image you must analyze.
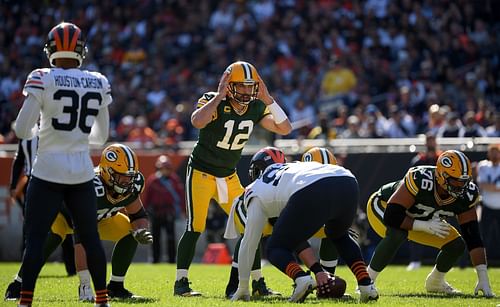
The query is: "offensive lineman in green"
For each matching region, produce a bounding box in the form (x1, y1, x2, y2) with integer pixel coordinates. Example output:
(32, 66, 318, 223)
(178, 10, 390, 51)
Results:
(174, 61, 292, 297)
(5, 144, 153, 301)
(366, 150, 494, 297)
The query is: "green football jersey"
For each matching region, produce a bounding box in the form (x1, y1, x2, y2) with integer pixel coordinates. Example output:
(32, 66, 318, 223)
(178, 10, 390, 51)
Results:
(376, 165, 479, 221)
(190, 92, 270, 177)
(93, 171, 145, 221)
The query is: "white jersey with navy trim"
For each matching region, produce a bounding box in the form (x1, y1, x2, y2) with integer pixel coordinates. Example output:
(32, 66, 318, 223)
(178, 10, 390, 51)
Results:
(18, 67, 112, 184)
(244, 162, 355, 218)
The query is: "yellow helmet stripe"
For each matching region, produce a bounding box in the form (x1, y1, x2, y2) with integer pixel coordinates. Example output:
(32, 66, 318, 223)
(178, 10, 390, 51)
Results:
(116, 144, 135, 172)
(320, 148, 330, 164)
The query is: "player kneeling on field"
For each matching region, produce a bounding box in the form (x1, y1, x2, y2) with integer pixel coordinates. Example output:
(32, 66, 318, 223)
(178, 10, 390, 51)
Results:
(5, 144, 153, 302)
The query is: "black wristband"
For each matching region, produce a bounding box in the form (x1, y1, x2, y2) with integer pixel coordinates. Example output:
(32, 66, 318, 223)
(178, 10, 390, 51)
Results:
(310, 262, 323, 275)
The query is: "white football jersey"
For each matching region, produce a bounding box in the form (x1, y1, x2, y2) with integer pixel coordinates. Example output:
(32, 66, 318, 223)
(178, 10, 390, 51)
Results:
(476, 159, 500, 209)
(243, 162, 355, 217)
(21, 67, 112, 183)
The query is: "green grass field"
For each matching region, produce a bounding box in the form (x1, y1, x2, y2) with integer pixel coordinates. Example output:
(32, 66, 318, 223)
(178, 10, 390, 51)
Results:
(1, 262, 499, 306)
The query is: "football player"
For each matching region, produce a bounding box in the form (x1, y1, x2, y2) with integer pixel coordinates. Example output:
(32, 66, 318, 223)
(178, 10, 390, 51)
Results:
(174, 61, 291, 296)
(5, 144, 152, 302)
(13, 22, 110, 307)
(366, 150, 494, 297)
(229, 147, 378, 302)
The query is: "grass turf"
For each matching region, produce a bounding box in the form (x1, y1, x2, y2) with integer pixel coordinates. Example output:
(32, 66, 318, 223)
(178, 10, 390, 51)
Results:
(0, 262, 499, 306)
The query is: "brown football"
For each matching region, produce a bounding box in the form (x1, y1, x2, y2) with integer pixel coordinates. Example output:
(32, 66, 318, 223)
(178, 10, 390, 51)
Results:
(316, 275, 347, 299)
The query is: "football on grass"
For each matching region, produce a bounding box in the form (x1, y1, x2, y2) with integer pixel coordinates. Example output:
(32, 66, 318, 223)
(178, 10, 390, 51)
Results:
(316, 275, 347, 299)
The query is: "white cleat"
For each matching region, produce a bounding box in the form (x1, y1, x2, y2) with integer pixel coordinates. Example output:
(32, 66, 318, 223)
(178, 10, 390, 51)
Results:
(358, 282, 379, 302)
(79, 283, 95, 302)
(425, 274, 461, 294)
(289, 275, 316, 303)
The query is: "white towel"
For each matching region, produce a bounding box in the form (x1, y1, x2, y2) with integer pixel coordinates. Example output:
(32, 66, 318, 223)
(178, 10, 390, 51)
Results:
(224, 198, 239, 239)
(216, 177, 229, 204)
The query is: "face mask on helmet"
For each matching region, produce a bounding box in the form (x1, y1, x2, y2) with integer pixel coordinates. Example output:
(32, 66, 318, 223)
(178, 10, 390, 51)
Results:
(248, 147, 286, 182)
(99, 144, 139, 194)
(435, 150, 471, 198)
(44, 22, 87, 67)
(226, 61, 259, 105)
(301, 147, 337, 165)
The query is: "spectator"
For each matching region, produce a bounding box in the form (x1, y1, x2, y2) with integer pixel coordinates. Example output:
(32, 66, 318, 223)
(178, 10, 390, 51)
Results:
(143, 155, 185, 263)
(476, 144, 500, 262)
(436, 112, 462, 138)
(126, 115, 159, 148)
(320, 56, 357, 104)
(459, 111, 487, 138)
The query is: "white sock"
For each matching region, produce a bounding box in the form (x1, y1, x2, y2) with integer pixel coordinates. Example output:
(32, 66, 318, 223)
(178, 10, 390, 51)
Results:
(78, 270, 91, 285)
(176, 269, 188, 281)
(429, 266, 445, 281)
(251, 270, 262, 281)
(14, 274, 22, 283)
(367, 266, 380, 281)
(110, 275, 125, 282)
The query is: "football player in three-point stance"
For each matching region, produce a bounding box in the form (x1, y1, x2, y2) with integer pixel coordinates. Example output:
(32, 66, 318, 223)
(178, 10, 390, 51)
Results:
(366, 150, 494, 297)
(13, 22, 110, 307)
(5, 144, 153, 302)
(174, 61, 291, 297)
(229, 147, 378, 303)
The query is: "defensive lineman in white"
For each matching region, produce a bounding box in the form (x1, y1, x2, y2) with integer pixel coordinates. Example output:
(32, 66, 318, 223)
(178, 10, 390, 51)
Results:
(227, 147, 379, 303)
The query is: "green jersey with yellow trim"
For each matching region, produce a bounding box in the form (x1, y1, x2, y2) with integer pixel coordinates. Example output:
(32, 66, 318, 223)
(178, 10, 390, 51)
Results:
(377, 165, 479, 221)
(94, 170, 145, 221)
(190, 92, 270, 177)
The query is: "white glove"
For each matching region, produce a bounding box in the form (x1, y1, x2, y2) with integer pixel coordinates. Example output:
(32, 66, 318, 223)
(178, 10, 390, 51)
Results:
(412, 218, 449, 238)
(231, 287, 250, 302)
(474, 264, 495, 297)
(130, 228, 153, 244)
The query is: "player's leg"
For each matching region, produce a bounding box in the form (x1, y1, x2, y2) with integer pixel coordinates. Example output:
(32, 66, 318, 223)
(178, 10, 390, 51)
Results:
(19, 177, 64, 306)
(151, 215, 161, 263)
(319, 238, 338, 275)
(73, 240, 95, 302)
(61, 234, 76, 276)
(323, 177, 378, 302)
(100, 213, 140, 299)
(64, 180, 108, 306)
(175, 166, 215, 296)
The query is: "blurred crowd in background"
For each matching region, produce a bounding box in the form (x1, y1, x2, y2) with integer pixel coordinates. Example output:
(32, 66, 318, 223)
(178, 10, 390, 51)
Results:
(1, 0, 499, 148)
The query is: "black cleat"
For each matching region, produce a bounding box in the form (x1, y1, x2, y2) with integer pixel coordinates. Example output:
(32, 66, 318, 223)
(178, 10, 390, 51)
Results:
(107, 282, 142, 300)
(174, 277, 202, 297)
(252, 277, 281, 297)
(4, 280, 21, 301)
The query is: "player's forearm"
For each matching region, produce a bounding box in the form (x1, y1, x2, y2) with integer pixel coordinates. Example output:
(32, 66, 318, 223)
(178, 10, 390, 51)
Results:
(469, 247, 487, 266)
(131, 218, 149, 230)
(89, 107, 109, 145)
(14, 95, 40, 139)
(191, 96, 223, 128)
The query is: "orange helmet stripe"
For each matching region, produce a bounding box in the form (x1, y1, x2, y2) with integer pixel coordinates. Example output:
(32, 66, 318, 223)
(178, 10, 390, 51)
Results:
(69, 27, 80, 51)
(63, 25, 70, 50)
(53, 28, 63, 51)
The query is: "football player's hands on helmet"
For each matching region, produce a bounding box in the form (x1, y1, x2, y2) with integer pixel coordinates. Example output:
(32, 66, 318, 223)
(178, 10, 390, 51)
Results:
(256, 76, 273, 105)
(412, 218, 449, 238)
(231, 287, 250, 302)
(474, 264, 495, 297)
(131, 228, 153, 244)
(217, 70, 230, 98)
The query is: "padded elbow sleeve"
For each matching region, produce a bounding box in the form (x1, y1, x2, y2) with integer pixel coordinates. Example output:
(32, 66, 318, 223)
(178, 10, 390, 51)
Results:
(460, 220, 484, 251)
(384, 203, 407, 229)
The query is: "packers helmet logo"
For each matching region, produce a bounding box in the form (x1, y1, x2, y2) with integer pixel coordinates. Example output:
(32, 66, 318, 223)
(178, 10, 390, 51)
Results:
(441, 156, 453, 168)
(302, 152, 313, 162)
(105, 150, 118, 162)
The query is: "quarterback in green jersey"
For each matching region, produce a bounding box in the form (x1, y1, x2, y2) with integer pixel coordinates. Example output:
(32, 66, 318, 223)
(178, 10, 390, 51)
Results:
(366, 150, 494, 297)
(5, 144, 153, 302)
(174, 61, 292, 297)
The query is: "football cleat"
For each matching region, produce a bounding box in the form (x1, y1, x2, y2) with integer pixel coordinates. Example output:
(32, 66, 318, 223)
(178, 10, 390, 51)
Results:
(4, 280, 21, 300)
(252, 277, 281, 297)
(289, 275, 316, 303)
(425, 274, 461, 294)
(406, 261, 422, 271)
(358, 282, 379, 302)
(79, 283, 95, 302)
(173, 277, 202, 297)
(107, 282, 142, 300)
